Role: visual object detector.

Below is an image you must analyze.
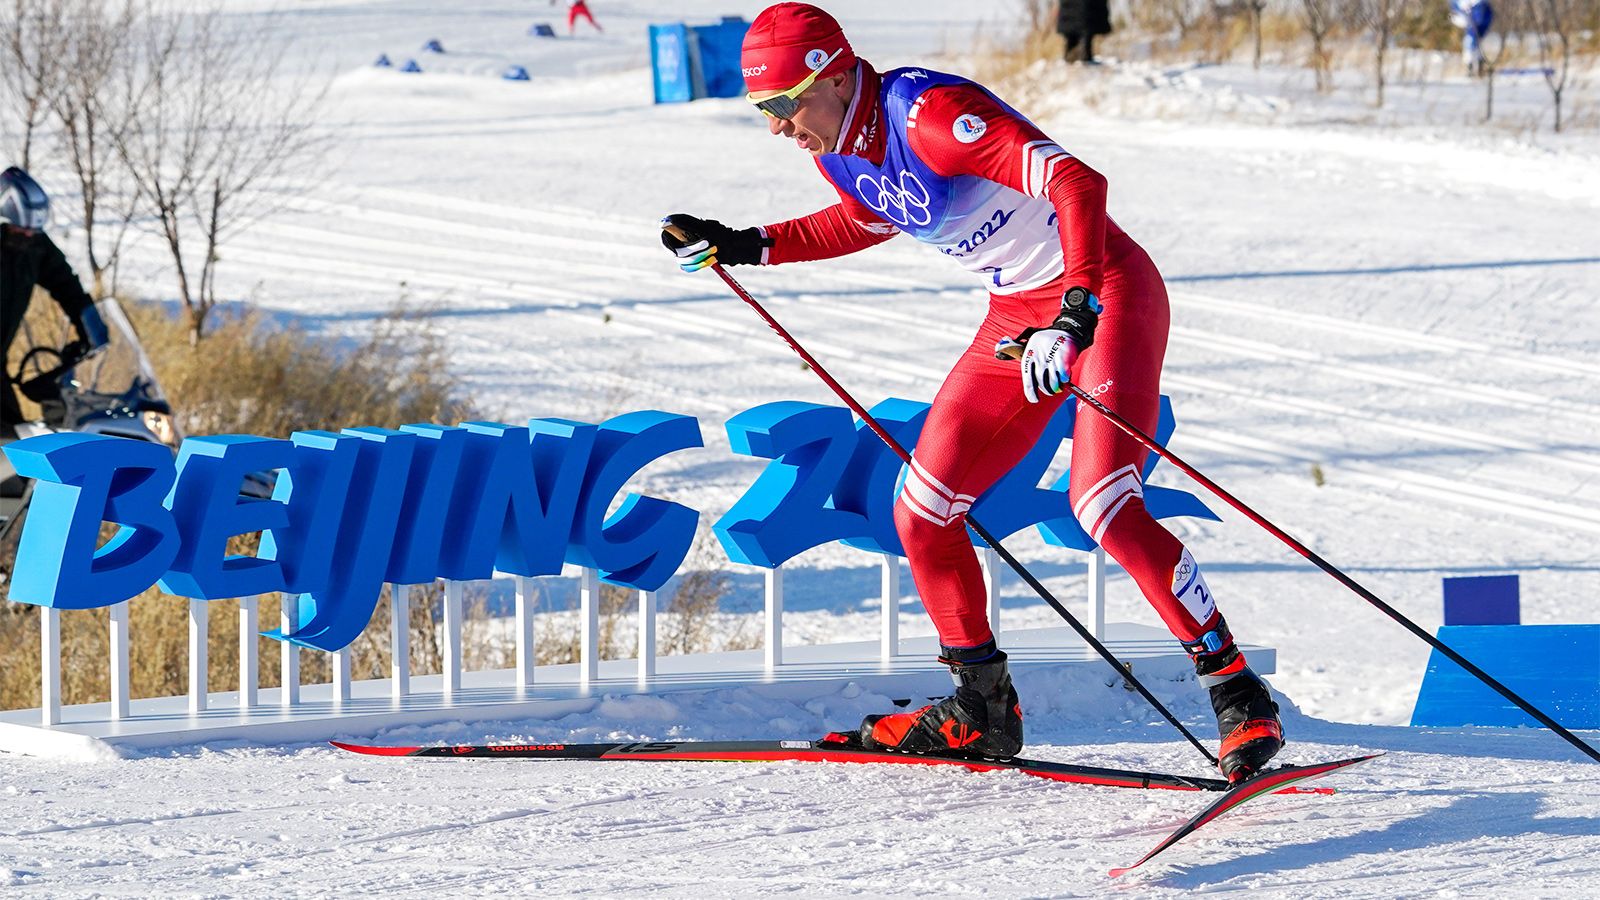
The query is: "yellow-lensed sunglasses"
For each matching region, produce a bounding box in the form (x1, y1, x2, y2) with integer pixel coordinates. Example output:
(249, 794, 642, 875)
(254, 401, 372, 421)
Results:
(747, 48, 845, 119)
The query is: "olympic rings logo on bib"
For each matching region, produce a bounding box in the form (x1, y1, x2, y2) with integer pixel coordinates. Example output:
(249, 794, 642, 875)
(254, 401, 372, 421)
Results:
(855, 170, 932, 227)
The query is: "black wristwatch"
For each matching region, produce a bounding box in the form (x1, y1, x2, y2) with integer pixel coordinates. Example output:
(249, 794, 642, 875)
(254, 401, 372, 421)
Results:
(1052, 286, 1101, 349)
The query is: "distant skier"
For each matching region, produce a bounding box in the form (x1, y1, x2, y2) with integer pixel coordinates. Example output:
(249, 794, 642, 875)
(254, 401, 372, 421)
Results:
(660, 3, 1283, 781)
(565, 0, 601, 36)
(1, 166, 107, 437)
(1448, 0, 1493, 77)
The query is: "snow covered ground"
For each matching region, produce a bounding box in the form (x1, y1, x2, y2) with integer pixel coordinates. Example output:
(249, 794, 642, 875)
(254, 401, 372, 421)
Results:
(5, 0, 1600, 894)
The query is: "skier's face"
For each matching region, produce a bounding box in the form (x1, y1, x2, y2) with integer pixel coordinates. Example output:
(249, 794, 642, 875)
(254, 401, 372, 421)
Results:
(766, 73, 852, 156)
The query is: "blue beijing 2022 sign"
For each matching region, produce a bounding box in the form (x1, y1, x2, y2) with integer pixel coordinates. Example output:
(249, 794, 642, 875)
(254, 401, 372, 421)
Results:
(2, 396, 1213, 652)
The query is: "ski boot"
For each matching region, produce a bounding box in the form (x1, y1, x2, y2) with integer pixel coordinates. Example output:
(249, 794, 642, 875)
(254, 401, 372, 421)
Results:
(858, 641, 1024, 759)
(1186, 619, 1283, 783)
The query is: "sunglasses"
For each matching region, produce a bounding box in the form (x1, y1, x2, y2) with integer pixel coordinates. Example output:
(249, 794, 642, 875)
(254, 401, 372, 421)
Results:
(747, 48, 844, 119)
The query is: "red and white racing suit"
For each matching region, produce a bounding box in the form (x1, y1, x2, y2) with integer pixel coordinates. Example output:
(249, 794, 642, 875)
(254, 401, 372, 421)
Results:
(759, 61, 1225, 653)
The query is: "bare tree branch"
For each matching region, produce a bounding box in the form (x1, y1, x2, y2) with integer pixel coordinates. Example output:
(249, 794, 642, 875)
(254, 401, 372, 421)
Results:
(1358, 0, 1411, 108)
(113, 3, 330, 343)
(50, 0, 143, 297)
(1301, 0, 1340, 93)
(1528, 0, 1576, 132)
(1479, 0, 1523, 122)
(1, 0, 69, 169)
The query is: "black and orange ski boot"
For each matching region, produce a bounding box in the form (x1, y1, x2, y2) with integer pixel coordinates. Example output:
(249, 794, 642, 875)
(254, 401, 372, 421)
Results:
(1186, 619, 1283, 783)
(858, 641, 1024, 759)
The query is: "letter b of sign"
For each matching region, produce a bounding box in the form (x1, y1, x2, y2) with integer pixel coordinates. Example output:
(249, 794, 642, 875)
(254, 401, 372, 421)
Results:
(4, 434, 182, 608)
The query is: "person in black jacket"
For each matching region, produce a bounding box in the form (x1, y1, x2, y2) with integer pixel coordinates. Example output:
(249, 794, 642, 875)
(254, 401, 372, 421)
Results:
(1, 166, 104, 436)
(1057, 0, 1111, 64)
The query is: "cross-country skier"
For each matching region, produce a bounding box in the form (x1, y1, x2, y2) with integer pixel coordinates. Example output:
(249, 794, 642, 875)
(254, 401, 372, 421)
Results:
(660, 3, 1282, 781)
(564, 0, 601, 36)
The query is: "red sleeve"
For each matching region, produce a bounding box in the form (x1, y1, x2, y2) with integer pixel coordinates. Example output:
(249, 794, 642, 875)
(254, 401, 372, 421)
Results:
(760, 162, 899, 265)
(908, 84, 1109, 296)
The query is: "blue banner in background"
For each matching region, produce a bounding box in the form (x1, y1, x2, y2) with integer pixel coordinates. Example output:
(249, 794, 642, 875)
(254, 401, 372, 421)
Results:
(692, 18, 748, 99)
(649, 24, 693, 104)
(650, 18, 749, 104)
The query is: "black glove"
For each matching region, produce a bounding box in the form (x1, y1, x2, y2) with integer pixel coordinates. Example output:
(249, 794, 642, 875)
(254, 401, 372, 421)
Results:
(660, 213, 770, 272)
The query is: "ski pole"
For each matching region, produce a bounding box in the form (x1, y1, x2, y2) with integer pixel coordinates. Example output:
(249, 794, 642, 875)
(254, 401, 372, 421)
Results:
(667, 237, 1219, 768)
(1065, 380, 1600, 766)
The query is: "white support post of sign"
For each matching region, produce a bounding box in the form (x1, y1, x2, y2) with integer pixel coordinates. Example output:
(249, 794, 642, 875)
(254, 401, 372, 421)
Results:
(188, 599, 208, 714)
(764, 566, 784, 672)
(109, 601, 130, 720)
(239, 596, 258, 711)
(880, 554, 899, 661)
(281, 600, 300, 707)
(981, 547, 1002, 639)
(390, 584, 410, 700)
(637, 589, 656, 687)
(515, 576, 536, 689)
(443, 580, 463, 696)
(579, 568, 600, 686)
(332, 649, 351, 703)
(1088, 546, 1107, 641)
(40, 607, 60, 727)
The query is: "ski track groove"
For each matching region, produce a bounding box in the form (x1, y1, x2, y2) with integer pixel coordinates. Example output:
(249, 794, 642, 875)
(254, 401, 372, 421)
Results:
(1168, 326, 1600, 427)
(1160, 372, 1600, 469)
(301, 767, 834, 893)
(1169, 289, 1600, 380)
(75, 769, 775, 891)
(231, 222, 655, 302)
(337, 774, 1074, 894)
(0, 803, 303, 838)
(213, 183, 1600, 396)
(797, 288, 1600, 429)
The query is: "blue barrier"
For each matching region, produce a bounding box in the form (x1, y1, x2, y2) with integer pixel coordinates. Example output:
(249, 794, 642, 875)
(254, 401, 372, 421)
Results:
(1443, 574, 1519, 625)
(530, 23, 557, 38)
(649, 24, 694, 104)
(504, 65, 531, 82)
(692, 18, 748, 99)
(1412, 624, 1600, 728)
(650, 18, 749, 104)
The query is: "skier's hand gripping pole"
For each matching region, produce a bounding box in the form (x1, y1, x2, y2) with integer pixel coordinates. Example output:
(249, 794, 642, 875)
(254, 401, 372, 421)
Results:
(662, 220, 1221, 769)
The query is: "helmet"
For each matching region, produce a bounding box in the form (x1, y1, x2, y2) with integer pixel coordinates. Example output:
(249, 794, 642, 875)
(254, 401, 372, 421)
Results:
(0, 165, 50, 230)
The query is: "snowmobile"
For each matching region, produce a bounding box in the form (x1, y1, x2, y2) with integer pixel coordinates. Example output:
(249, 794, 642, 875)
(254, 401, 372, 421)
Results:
(0, 297, 181, 580)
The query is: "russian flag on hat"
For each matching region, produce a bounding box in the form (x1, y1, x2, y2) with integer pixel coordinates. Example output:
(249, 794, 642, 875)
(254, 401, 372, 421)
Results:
(741, 3, 856, 95)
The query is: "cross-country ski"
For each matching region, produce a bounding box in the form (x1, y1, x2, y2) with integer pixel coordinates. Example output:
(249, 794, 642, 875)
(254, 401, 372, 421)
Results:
(1108, 752, 1382, 877)
(329, 735, 1343, 796)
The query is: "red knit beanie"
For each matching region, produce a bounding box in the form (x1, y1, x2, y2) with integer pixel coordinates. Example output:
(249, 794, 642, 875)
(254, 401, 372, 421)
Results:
(740, 3, 856, 95)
